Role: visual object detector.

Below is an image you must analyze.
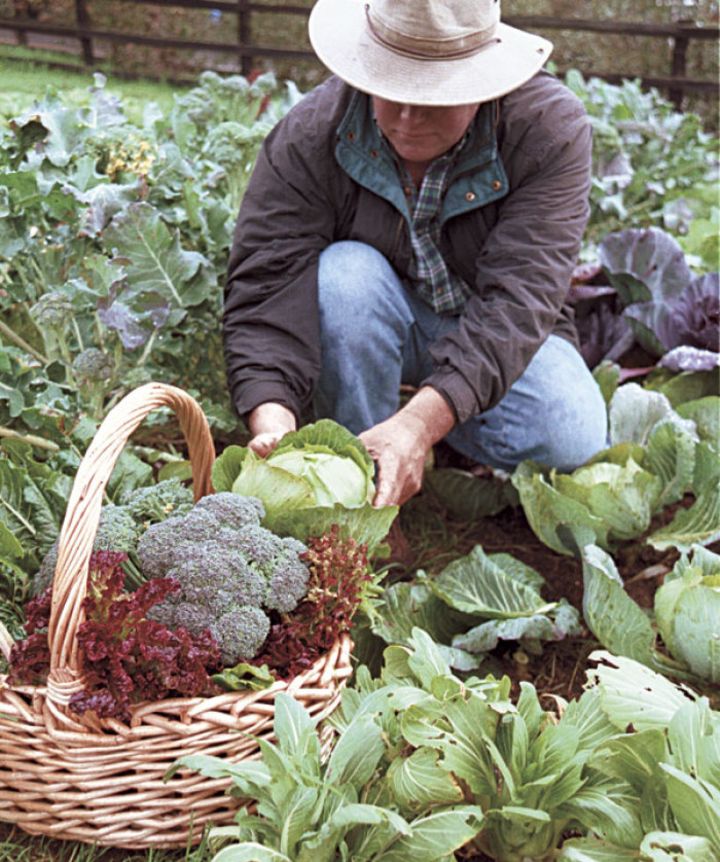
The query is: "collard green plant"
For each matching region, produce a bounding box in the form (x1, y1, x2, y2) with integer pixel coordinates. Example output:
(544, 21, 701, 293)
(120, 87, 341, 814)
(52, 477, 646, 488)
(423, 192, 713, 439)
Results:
(0, 71, 300, 441)
(565, 71, 719, 267)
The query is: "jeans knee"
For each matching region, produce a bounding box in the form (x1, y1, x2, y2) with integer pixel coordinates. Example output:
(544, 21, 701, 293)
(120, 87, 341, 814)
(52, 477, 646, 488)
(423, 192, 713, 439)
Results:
(535, 385, 608, 471)
(319, 241, 393, 310)
(318, 241, 411, 349)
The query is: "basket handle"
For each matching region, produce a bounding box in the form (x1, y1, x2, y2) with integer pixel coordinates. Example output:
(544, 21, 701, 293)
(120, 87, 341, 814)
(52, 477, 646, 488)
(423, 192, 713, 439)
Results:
(47, 383, 215, 694)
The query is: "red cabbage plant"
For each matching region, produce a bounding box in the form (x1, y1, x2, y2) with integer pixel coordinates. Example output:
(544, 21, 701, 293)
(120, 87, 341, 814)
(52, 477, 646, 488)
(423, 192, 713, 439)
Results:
(599, 227, 719, 372)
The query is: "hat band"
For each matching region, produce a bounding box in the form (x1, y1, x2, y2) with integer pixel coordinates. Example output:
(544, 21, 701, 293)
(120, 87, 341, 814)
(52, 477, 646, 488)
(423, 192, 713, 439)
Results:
(364, 4, 500, 61)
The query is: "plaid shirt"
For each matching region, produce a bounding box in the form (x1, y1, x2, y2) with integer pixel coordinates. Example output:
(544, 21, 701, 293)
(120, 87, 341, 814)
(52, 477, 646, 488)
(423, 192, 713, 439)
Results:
(380, 131, 472, 315)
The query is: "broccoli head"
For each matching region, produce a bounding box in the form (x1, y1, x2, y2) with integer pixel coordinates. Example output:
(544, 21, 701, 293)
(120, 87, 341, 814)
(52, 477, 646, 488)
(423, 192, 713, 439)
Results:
(33, 503, 142, 595)
(72, 348, 115, 384)
(93, 504, 140, 554)
(29, 292, 73, 329)
(192, 491, 265, 530)
(208, 606, 270, 666)
(137, 492, 310, 665)
(136, 515, 191, 579)
(32, 481, 212, 596)
(264, 541, 312, 613)
(165, 600, 275, 665)
(165, 543, 266, 612)
(121, 478, 194, 526)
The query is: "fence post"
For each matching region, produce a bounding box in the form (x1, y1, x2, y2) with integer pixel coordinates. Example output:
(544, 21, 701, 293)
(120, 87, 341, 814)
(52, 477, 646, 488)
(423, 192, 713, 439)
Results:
(75, 0, 94, 66)
(237, 0, 252, 77)
(669, 19, 692, 109)
(13, 1, 26, 46)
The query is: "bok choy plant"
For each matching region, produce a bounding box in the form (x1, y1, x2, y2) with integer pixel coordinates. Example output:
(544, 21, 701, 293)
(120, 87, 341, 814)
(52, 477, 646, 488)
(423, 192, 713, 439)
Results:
(178, 631, 719, 862)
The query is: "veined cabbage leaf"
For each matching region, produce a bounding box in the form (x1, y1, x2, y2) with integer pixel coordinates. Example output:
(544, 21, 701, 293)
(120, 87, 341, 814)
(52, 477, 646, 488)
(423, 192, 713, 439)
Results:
(212, 419, 397, 553)
(582, 546, 720, 685)
(370, 546, 581, 663)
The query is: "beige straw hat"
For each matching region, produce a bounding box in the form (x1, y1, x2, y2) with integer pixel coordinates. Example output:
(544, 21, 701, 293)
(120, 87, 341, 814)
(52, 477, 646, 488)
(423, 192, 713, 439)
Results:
(308, 0, 553, 106)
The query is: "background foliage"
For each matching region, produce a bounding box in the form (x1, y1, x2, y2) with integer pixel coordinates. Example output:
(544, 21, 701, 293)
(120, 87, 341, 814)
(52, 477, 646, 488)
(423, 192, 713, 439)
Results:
(0, 0, 717, 122)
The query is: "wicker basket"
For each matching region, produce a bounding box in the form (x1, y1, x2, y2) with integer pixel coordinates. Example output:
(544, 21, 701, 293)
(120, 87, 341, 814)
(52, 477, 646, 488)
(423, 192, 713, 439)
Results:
(0, 383, 353, 849)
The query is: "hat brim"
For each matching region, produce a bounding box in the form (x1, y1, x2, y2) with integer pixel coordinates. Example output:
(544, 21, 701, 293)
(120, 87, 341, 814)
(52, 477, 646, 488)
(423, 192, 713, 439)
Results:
(309, 0, 553, 106)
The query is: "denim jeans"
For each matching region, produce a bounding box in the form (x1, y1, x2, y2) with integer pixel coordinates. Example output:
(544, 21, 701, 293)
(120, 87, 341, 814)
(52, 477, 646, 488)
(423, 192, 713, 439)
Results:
(314, 241, 607, 472)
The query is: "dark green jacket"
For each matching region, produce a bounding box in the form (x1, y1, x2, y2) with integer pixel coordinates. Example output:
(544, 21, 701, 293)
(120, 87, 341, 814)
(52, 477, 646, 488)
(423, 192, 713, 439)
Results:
(224, 71, 592, 424)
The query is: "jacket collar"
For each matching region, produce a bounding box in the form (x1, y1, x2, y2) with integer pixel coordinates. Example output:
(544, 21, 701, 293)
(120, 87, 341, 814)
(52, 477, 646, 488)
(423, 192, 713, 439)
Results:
(334, 89, 508, 224)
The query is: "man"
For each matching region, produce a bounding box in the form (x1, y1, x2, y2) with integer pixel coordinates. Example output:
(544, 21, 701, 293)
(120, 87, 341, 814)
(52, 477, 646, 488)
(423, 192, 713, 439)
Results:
(223, 0, 608, 507)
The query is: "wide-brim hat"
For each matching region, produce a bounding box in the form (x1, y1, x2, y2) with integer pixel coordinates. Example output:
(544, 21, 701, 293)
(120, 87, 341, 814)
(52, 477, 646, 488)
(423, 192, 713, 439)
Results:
(309, 0, 553, 106)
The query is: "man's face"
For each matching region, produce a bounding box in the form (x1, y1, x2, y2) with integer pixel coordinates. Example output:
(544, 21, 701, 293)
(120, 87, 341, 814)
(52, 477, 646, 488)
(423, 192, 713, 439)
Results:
(372, 97, 479, 164)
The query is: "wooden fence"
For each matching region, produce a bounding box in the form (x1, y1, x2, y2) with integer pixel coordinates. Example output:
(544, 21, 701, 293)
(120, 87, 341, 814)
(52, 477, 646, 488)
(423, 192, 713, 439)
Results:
(0, 0, 717, 107)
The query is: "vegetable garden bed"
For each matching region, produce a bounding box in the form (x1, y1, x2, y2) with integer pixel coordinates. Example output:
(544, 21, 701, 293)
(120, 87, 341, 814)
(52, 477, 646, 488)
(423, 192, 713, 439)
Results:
(0, 67, 718, 862)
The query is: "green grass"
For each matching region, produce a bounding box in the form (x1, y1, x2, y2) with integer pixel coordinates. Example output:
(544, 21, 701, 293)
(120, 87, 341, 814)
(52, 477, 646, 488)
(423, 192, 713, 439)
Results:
(0, 54, 190, 121)
(0, 823, 217, 862)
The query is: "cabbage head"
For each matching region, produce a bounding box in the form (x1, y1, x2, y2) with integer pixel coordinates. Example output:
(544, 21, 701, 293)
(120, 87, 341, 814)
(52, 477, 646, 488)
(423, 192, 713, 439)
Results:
(654, 545, 720, 684)
(211, 419, 396, 553)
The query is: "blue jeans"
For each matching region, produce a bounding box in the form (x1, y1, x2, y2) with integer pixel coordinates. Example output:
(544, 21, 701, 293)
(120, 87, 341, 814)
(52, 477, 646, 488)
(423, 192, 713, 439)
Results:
(314, 241, 607, 472)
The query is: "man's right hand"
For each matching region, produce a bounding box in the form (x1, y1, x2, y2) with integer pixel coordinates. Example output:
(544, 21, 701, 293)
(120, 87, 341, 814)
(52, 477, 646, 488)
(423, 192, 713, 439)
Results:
(247, 402, 297, 457)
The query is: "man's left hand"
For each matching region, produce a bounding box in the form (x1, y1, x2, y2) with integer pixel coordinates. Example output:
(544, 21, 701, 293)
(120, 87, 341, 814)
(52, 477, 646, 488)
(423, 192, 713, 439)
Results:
(359, 387, 455, 507)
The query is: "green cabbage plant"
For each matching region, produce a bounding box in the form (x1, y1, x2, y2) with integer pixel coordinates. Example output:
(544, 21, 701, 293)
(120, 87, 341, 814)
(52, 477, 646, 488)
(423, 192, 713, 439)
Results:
(513, 383, 720, 556)
(582, 544, 720, 685)
(212, 419, 397, 553)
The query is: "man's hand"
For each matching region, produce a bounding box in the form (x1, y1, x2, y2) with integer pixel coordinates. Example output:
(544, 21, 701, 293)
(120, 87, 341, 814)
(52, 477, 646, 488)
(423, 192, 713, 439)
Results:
(359, 387, 455, 507)
(247, 402, 297, 457)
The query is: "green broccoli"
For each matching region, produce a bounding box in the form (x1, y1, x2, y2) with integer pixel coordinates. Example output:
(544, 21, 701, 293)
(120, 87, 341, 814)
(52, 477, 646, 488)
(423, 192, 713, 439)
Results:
(93, 504, 140, 553)
(192, 492, 266, 530)
(208, 606, 270, 667)
(121, 478, 194, 527)
(137, 492, 310, 665)
(72, 347, 115, 419)
(32, 483, 194, 595)
(33, 504, 141, 595)
(29, 292, 74, 365)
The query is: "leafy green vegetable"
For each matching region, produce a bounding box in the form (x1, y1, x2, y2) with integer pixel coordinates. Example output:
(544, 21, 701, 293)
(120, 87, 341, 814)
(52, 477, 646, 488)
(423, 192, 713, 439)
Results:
(179, 689, 484, 861)
(513, 383, 718, 557)
(582, 545, 720, 685)
(370, 546, 581, 665)
(212, 419, 397, 553)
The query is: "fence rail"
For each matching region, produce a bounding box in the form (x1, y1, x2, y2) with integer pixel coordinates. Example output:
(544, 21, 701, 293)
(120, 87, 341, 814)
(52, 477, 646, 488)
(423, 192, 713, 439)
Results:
(0, 2, 717, 105)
